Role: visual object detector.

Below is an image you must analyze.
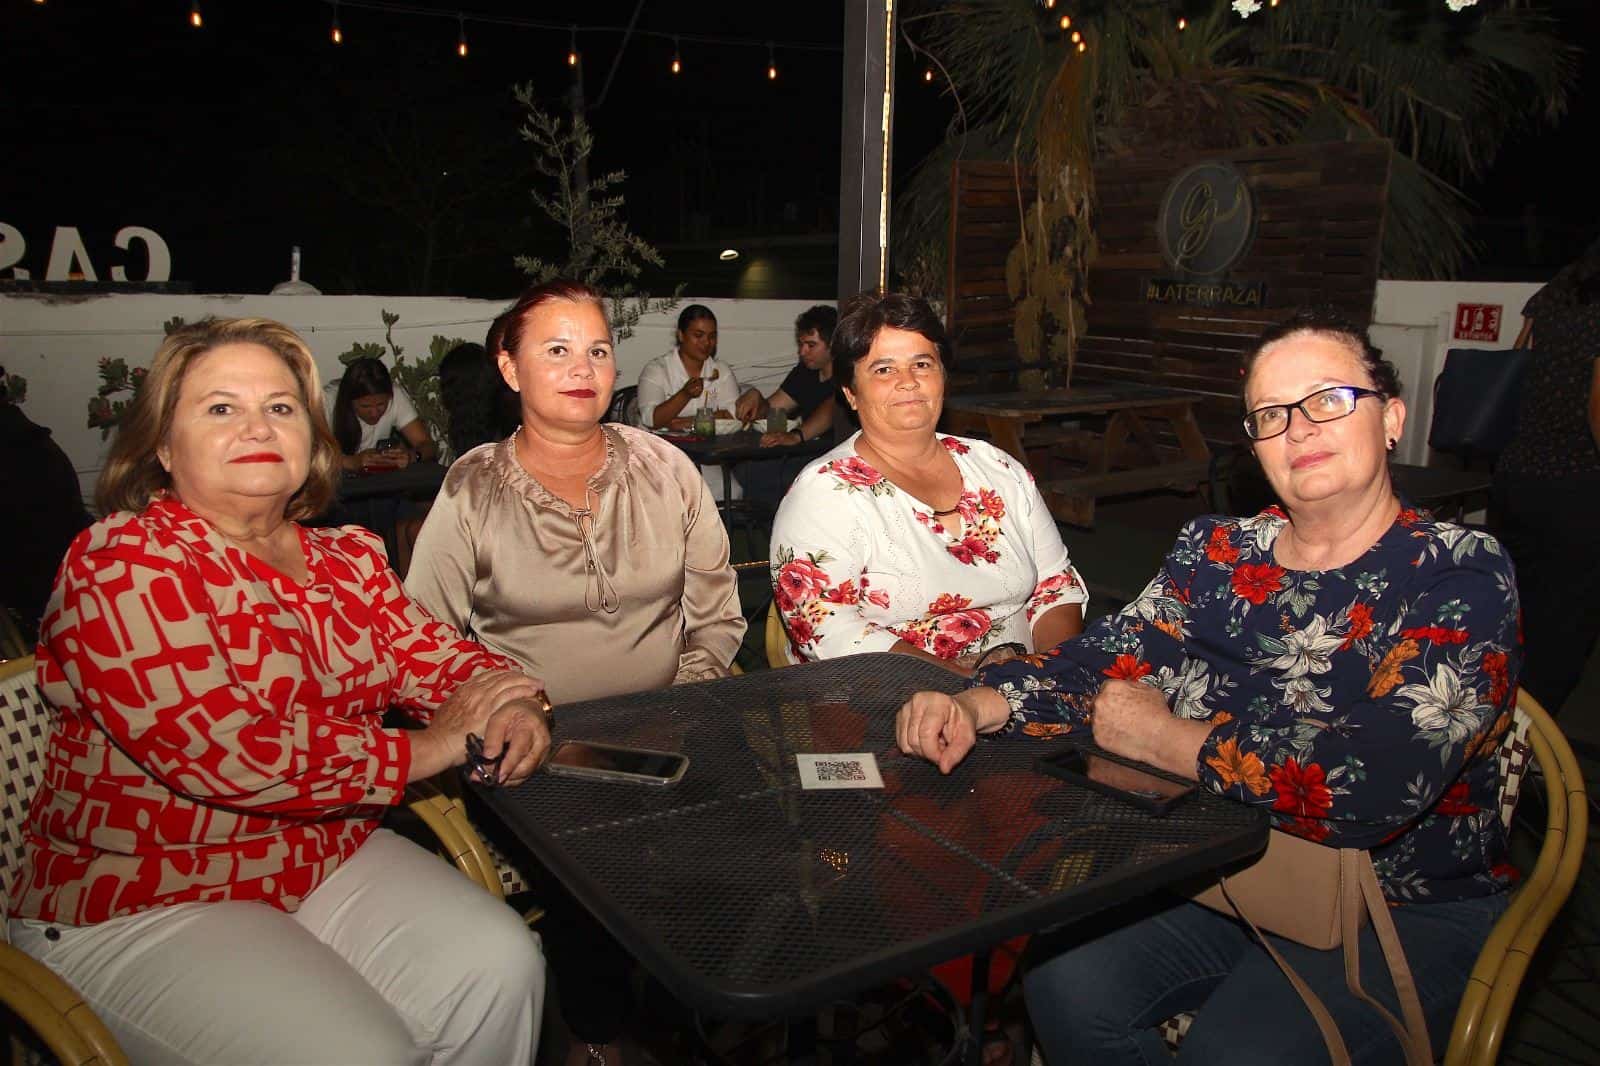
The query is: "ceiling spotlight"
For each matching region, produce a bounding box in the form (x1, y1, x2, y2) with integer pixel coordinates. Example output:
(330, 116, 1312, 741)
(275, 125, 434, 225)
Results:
(719, 249, 740, 261)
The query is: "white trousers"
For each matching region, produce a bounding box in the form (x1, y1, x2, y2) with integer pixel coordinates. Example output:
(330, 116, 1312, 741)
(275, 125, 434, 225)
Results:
(9, 829, 545, 1066)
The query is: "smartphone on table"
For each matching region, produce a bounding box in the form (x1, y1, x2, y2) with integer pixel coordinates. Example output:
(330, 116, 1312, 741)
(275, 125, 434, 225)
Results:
(1035, 747, 1195, 815)
(545, 740, 689, 786)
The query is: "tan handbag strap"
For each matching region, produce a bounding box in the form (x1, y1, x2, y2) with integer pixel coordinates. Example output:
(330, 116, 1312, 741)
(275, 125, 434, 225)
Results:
(1218, 877, 1351, 1065)
(1340, 851, 1434, 1066)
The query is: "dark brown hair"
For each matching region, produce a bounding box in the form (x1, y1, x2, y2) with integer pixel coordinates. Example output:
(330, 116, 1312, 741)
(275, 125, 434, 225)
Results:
(1242, 308, 1401, 402)
(831, 291, 951, 393)
(96, 317, 340, 521)
(330, 356, 393, 456)
(485, 279, 607, 358)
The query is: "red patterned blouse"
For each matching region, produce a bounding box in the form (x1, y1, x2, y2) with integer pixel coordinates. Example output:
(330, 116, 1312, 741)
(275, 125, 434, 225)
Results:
(12, 498, 515, 926)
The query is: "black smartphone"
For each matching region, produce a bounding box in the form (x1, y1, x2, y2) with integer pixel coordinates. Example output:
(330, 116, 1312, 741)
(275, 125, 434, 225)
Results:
(1036, 748, 1195, 815)
(546, 740, 689, 786)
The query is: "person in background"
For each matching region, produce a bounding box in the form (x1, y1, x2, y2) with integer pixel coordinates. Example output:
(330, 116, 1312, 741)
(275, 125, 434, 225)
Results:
(9, 317, 548, 1065)
(406, 280, 744, 1066)
(895, 309, 1518, 1064)
(1491, 236, 1600, 716)
(752, 304, 840, 448)
(636, 304, 763, 430)
(436, 341, 519, 464)
(0, 365, 92, 642)
(769, 291, 1088, 672)
(325, 356, 438, 472)
(635, 304, 764, 501)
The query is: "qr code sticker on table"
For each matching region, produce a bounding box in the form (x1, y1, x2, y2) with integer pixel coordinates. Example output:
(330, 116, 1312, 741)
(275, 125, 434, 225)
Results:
(795, 752, 884, 790)
(817, 760, 867, 782)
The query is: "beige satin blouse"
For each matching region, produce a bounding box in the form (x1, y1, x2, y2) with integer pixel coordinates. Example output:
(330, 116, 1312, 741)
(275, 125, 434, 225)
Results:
(404, 424, 745, 703)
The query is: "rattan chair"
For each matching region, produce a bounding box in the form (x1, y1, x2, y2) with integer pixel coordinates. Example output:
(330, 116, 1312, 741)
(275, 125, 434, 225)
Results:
(0, 656, 509, 1063)
(1444, 688, 1588, 1066)
(1149, 688, 1587, 1064)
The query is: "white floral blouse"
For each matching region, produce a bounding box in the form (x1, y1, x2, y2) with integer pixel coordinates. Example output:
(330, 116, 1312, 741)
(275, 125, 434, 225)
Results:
(769, 433, 1088, 664)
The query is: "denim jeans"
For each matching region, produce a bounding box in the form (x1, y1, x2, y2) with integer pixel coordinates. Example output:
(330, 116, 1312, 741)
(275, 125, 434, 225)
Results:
(1023, 891, 1510, 1065)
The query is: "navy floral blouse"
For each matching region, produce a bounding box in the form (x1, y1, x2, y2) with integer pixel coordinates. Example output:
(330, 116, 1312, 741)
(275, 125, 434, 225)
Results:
(977, 506, 1521, 903)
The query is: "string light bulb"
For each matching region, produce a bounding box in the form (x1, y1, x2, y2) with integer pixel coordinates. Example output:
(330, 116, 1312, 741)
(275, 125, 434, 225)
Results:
(1070, 29, 1081, 43)
(568, 26, 578, 67)
(1077, 39, 1087, 52)
(1058, 14, 1071, 29)
(766, 41, 777, 81)
(189, 2, 202, 28)
(1044, 0, 1056, 7)
(457, 15, 467, 57)
(924, 68, 934, 83)
(331, 2, 342, 44)
(1177, 16, 1187, 29)
(671, 37, 681, 74)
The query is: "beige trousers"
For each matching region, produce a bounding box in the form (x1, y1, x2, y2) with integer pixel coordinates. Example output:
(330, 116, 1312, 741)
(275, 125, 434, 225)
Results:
(9, 829, 544, 1066)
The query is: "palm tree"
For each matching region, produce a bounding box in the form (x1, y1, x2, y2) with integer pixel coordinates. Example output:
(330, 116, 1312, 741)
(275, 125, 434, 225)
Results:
(897, 0, 1578, 310)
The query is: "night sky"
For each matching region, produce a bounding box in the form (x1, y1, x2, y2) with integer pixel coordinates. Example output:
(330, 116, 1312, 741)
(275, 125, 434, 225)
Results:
(3, 1, 1593, 297)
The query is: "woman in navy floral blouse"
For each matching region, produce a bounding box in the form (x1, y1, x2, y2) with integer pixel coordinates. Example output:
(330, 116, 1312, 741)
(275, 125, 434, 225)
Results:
(895, 309, 1519, 1064)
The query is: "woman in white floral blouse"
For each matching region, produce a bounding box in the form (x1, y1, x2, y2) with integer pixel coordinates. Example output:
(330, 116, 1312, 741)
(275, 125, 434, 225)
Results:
(768, 291, 1088, 673)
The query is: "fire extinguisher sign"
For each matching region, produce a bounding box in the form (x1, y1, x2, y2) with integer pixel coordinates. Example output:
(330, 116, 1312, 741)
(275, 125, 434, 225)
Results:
(1453, 303, 1503, 343)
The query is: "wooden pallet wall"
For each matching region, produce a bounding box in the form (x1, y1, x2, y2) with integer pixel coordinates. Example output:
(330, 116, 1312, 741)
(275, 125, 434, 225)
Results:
(946, 141, 1391, 443)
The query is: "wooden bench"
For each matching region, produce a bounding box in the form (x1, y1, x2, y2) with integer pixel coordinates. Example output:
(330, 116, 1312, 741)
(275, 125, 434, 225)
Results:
(1042, 458, 1212, 528)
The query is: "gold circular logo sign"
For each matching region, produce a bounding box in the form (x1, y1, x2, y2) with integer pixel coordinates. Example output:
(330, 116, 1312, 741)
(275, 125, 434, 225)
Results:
(1157, 162, 1255, 276)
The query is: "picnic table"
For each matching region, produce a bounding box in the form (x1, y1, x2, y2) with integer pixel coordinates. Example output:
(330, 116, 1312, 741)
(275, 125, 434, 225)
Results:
(942, 383, 1213, 528)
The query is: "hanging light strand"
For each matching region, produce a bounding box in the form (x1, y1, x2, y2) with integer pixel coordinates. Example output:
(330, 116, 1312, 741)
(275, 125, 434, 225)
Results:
(331, 0, 343, 44)
(766, 40, 777, 81)
(671, 35, 681, 75)
(190, 1, 202, 28)
(567, 25, 578, 67)
(456, 13, 467, 57)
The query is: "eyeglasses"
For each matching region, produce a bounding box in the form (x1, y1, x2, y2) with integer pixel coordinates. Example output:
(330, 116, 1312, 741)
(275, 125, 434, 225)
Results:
(1242, 385, 1384, 441)
(465, 733, 504, 788)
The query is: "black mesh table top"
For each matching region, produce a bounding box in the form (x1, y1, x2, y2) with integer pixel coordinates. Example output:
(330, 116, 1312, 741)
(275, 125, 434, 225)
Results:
(476, 653, 1267, 1019)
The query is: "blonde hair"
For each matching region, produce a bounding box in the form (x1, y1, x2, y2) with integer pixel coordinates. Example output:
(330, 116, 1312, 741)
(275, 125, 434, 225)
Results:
(96, 317, 341, 522)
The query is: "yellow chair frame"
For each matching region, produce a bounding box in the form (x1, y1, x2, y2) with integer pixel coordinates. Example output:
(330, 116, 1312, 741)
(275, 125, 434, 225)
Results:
(766, 599, 790, 669)
(1443, 688, 1589, 1066)
(0, 656, 506, 1065)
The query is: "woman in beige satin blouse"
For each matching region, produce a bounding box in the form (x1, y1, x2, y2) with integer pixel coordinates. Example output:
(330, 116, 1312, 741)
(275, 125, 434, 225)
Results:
(405, 278, 745, 704)
(404, 278, 744, 1066)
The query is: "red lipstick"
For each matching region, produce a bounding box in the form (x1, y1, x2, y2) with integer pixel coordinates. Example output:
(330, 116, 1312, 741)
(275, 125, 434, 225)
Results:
(230, 453, 284, 464)
(561, 389, 597, 398)
(1290, 452, 1331, 470)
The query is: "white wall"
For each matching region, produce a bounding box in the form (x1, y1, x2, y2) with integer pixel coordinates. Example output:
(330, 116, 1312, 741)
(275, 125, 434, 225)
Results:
(1369, 281, 1539, 465)
(0, 292, 819, 502)
(0, 282, 1542, 504)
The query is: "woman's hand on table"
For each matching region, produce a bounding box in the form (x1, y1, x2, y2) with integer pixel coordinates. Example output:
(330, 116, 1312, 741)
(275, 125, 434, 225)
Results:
(1091, 679, 1213, 781)
(408, 669, 546, 781)
(895, 687, 1011, 773)
(478, 698, 554, 786)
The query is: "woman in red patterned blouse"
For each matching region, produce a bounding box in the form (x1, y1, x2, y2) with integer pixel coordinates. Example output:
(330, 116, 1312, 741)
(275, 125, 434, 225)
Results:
(8, 318, 549, 1065)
